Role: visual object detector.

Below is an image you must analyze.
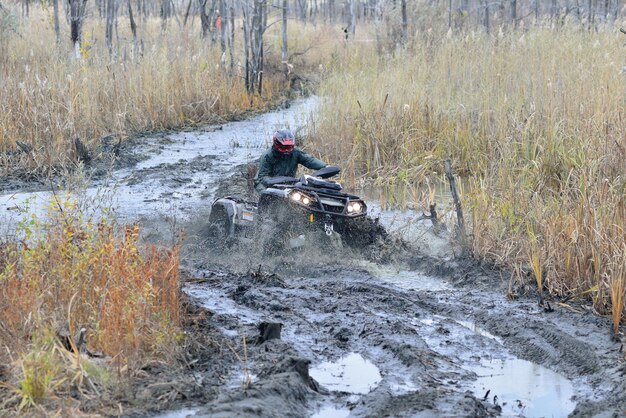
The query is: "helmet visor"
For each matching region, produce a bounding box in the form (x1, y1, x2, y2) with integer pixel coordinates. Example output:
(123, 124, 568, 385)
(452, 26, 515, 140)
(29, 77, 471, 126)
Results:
(274, 142, 294, 154)
(273, 133, 295, 154)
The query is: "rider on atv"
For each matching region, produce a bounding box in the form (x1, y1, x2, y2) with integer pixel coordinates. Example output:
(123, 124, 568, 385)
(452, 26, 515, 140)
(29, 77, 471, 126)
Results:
(254, 129, 326, 193)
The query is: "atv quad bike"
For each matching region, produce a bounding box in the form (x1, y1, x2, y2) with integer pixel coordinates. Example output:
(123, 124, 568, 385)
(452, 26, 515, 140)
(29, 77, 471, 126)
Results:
(207, 165, 369, 251)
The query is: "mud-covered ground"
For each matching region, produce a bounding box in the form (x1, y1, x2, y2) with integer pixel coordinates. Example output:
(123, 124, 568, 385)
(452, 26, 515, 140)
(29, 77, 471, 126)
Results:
(1, 97, 625, 417)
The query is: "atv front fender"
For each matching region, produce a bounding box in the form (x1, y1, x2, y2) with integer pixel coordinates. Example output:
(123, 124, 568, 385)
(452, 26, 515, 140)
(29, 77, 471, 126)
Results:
(209, 198, 238, 237)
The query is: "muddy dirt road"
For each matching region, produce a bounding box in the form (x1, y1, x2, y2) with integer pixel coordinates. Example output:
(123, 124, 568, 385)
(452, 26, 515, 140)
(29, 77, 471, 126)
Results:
(1, 97, 624, 417)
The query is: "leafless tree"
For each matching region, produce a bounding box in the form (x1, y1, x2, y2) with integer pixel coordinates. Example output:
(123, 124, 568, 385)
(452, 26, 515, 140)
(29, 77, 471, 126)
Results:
(183, 0, 193, 26)
(511, 0, 517, 27)
(219, 0, 226, 66)
(400, 0, 407, 42)
(68, 0, 88, 58)
(229, 0, 235, 70)
(199, 0, 211, 37)
(242, 0, 267, 95)
(281, 0, 288, 78)
(53, 0, 61, 44)
(128, 0, 139, 54)
(105, 0, 117, 55)
(348, 0, 356, 36)
(161, 0, 171, 30)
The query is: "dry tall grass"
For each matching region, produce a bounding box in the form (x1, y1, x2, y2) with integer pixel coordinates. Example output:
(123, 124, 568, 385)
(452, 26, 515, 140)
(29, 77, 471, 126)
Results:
(0, 196, 181, 412)
(0, 6, 339, 176)
(310, 27, 626, 328)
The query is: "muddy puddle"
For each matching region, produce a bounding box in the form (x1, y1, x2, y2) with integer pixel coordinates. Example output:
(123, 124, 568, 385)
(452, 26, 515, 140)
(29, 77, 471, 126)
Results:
(455, 320, 504, 344)
(152, 409, 197, 418)
(310, 406, 351, 418)
(415, 313, 580, 417)
(470, 357, 576, 417)
(309, 353, 382, 395)
(358, 264, 450, 292)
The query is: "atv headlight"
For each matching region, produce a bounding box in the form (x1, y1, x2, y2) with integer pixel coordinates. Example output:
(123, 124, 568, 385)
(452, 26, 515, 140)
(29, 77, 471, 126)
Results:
(347, 201, 363, 213)
(289, 191, 315, 206)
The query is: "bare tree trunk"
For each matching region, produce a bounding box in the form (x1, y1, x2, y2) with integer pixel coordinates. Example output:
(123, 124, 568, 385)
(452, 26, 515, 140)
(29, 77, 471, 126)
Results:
(128, 0, 138, 54)
(243, 0, 267, 95)
(219, 0, 226, 67)
(199, 0, 219, 42)
(53, 0, 61, 44)
(242, 4, 251, 93)
(328, 0, 334, 23)
(257, 0, 266, 95)
(400, 0, 407, 43)
(210, 0, 219, 44)
(228, 0, 235, 71)
(161, 0, 170, 31)
(106, 0, 116, 55)
(295, 0, 306, 20)
(200, 0, 210, 37)
(535, 0, 540, 21)
(95, 0, 104, 17)
(281, 0, 288, 78)
(348, 0, 356, 36)
(169, 0, 183, 30)
(483, 0, 490, 33)
(183, 0, 192, 26)
(511, 0, 517, 27)
(69, 0, 88, 59)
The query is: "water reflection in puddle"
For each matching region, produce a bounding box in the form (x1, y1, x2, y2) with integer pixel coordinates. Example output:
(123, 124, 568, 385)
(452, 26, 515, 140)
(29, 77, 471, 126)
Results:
(310, 353, 382, 394)
(310, 406, 351, 418)
(151, 408, 196, 418)
(455, 320, 503, 344)
(471, 357, 575, 417)
(354, 262, 449, 292)
(376, 269, 450, 292)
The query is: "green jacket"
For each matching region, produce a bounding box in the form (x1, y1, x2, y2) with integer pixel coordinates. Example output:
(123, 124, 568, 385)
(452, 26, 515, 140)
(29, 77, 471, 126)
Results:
(254, 148, 326, 192)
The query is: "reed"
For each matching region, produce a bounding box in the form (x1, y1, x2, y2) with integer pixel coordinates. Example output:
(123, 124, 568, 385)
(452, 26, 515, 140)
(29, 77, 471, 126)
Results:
(310, 26, 626, 326)
(0, 7, 340, 176)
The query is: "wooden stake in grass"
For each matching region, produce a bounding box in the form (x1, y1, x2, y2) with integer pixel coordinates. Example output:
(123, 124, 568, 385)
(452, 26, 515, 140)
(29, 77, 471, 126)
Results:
(610, 276, 624, 339)
(527, 223, 543, 302)
(445, 159, 468, 255)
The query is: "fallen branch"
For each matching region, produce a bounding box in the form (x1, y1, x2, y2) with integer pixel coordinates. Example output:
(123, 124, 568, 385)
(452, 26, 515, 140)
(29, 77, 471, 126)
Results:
(415, 203, 446, 235)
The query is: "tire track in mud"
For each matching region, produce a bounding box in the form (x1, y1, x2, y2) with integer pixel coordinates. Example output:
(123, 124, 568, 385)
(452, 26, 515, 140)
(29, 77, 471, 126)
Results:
(183, 266, 500, 417)
(179, 253, 625, 418)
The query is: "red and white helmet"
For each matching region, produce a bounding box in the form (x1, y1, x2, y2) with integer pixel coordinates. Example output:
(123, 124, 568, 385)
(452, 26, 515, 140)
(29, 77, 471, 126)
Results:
(272, 129, 295, 155)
